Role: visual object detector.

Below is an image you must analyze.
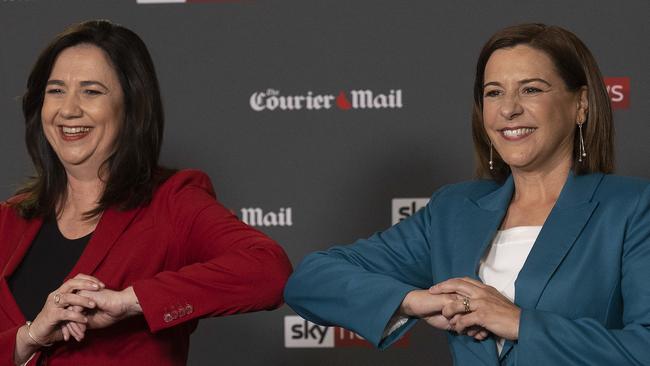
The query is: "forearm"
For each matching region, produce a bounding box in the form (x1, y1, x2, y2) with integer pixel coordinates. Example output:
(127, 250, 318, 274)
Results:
(285, 250, 421, 348)
(13, 325, 40, 366)
(134, 242, 291, 333)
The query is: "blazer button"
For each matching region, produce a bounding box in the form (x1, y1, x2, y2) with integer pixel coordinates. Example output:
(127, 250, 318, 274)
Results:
(163, 313, 173, 323)
(178, 306, 186, 317)
(171, 310, 179, 320)
(185, 304, 193, 315)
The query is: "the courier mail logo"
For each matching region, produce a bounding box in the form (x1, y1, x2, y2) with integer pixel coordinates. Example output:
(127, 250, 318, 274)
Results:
(284, 316, 409, 348)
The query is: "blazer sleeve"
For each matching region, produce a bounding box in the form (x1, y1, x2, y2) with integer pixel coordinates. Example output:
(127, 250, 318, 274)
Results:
(133, 171, 293, 333)
(517, 185, 650, 365)
(0, 325, 20, 365)
(284, 186, 449, 349)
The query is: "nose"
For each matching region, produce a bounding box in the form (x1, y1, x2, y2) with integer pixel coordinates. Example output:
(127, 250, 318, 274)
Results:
(59, 93, 82, 119)
(499, 93, 523, 120)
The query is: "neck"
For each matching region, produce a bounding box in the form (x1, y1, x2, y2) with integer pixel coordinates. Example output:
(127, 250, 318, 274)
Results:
(59, 170, 105, 221)
(510, 159, 572, 205)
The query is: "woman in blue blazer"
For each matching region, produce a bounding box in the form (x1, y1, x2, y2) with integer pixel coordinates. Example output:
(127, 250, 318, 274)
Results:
(284, 23, 650, 366)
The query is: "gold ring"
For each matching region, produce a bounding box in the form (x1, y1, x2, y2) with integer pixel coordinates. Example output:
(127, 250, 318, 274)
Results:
(462, 297, 470, 313)
(53, 293, 61, 305)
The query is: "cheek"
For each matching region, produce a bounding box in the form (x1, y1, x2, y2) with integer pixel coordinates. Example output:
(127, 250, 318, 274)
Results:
(40, 100, 54, 124)
(482, 104, 498, 128)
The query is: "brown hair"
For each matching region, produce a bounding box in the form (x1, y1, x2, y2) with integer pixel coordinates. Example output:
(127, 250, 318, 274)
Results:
(16, 20, 174, 219)
(472, 23, 614, 182)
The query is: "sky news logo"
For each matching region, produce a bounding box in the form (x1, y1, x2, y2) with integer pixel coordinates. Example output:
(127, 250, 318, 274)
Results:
(391, 198, 430, 225)
(284, 316, 409, 348)
(604, 77, 630, 109)
(250, 89, 403, 111)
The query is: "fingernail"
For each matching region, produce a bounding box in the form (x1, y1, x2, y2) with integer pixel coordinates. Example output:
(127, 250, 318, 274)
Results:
(92, 283, 99, 288)
(83, 317, 88, 322)
(89, 301, 95, 307)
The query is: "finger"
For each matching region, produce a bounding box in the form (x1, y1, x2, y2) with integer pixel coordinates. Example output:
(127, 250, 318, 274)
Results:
(68, 322, 85, 342)
(454, 312, 483, 334)
(66, 323, 80, 342)
(475, 329, 490, 341)
(459, 276, 488, 288)
(61, 324, 70, 342)
(73, 274, 105, 288)
(58, 279, 102, 294)
(51, 293, 96, 309)
(467, 328, 478, 337)
(58, 308, 88, 324)
(68, 305, 85, 313)
(429, 279, 480, 297)
(442, 297, 478, 319)
(70, 321, 86, 336)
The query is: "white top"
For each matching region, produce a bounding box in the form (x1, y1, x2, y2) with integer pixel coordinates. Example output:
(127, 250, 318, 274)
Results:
(478, 225, 542, 354)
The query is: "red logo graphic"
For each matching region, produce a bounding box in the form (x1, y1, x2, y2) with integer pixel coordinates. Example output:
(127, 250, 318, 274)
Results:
(604, 77, 630, 109)
(335, 327, 409, 348)
(336, 91, 352, 110)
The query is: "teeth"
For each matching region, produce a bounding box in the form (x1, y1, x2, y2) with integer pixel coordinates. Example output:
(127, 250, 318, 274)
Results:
(62, 126, 91, 134)
(502, 128, 535, 137)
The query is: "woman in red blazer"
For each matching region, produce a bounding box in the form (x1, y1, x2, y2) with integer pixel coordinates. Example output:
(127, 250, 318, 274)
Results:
(0, 20, 292, 365)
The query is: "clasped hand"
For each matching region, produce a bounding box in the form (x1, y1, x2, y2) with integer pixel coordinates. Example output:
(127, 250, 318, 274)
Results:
(400, 277, 520, 341)
(27, 274, 140, 346)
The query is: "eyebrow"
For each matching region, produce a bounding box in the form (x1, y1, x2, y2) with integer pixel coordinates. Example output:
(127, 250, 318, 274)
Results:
(46, 80, 110, 90)
(483, 78, 552, 88)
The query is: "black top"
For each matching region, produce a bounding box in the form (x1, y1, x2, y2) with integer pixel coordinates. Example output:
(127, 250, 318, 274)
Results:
(9, 217, 92, 321)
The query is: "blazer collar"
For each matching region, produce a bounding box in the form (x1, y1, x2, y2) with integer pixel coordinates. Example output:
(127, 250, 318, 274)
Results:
(452, 172, 604, 363)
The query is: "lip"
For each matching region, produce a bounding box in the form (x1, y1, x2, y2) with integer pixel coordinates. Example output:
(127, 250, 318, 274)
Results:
(58, 125, 93, 142)
(497, 126, 537, 141)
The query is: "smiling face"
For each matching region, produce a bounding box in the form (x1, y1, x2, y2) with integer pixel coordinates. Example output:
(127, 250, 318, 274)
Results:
(482, 44, 587, 175)
(41, 44, 124, 179)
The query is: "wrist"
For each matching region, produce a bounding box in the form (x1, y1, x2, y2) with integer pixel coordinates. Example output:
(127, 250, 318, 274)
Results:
(122, 286, 142, 317)
(15, 325, 41, 364)
(399, 291, 417, 317)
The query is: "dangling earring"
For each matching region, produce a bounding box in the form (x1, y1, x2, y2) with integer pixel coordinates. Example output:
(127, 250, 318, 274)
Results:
(578, 122, 586, 163)
(489, 141, 494, 171)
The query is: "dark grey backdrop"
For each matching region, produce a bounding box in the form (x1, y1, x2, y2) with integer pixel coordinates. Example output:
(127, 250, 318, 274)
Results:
(1, 0, 648, 365)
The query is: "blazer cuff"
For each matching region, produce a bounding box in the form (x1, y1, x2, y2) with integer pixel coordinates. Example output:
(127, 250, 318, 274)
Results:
(0, 325, 22, 365)
(132, 280, 194, 333)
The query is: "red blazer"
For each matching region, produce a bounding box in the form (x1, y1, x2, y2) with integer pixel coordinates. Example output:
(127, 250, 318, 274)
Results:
(0, 170, 293, 365)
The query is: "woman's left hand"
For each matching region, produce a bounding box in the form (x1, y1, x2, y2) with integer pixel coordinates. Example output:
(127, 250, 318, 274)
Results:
(429, 277, 521, 341)
(76, 286, 142, 329)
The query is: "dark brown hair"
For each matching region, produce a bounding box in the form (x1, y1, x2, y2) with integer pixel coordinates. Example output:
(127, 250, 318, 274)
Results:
(472, 23, 614, 182)
(16, 19, 174, 219)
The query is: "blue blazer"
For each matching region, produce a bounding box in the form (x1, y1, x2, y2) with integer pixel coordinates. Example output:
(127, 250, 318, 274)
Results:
(284, 173, 650, 365)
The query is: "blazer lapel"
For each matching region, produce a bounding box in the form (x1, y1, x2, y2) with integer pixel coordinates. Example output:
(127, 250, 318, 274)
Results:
(514, 173, 603, 308)
(0, 218, 43, 325)
(498, 173, 603, 359)
(66, 206, 142, 280)
(451, 177, 514, 366)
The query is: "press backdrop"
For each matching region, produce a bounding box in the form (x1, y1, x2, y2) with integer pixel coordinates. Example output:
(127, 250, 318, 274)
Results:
(0, 1, 648, 365)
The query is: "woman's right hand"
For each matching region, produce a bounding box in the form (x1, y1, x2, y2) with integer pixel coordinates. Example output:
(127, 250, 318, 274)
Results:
(400, 289, 459, 329)
(14, 274, 103, 364)
(399, 289, 489, 340)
